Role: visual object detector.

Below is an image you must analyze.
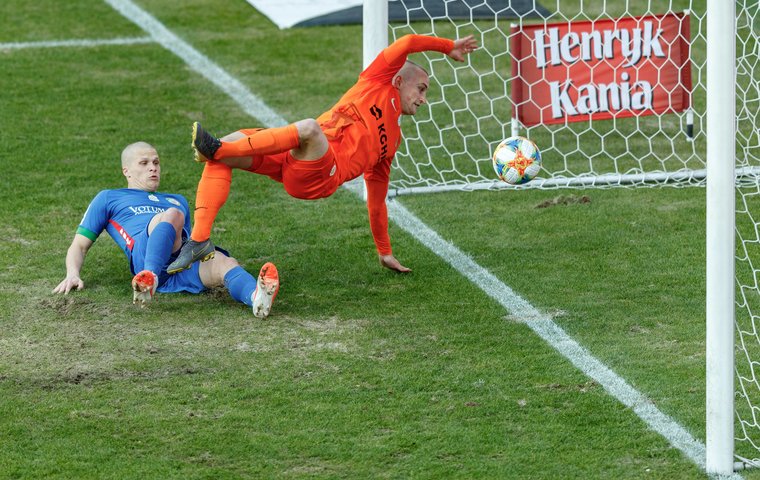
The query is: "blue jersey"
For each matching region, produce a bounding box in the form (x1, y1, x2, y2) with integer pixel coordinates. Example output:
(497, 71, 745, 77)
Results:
(77, 188, 191, 262)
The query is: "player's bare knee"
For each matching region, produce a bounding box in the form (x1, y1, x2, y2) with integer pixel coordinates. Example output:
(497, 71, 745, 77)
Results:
(293, 119, 328, 159)
(295, 118, 322, 143)
(150, 207, 184, 235)
(163, 207, 185, 228)
(200, 252, 240, 288)
(214, 253, 240, 280)
(219, 254, 240, 271)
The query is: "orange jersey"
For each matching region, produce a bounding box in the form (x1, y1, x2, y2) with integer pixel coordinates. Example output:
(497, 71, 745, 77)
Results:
(318, 34, 454, 184)
(316, 34, 454, 254)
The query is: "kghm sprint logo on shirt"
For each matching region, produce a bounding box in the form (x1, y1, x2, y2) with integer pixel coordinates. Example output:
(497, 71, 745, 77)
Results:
(369, 104, 388, 164)
(128, 205, 166, 215)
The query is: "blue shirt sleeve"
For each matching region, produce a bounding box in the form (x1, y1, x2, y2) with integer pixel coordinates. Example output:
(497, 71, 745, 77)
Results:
(76, 190, 110, 242)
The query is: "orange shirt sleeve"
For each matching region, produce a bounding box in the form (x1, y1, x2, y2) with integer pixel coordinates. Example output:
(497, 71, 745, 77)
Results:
(365, 178, 391, 256)
(359, 35, 455, 256)
(364, 160, 392, 256)
(361, 34, 455, 83)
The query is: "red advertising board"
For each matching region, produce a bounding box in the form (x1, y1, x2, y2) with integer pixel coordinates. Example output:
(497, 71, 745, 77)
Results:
(510, 12, 692, 126)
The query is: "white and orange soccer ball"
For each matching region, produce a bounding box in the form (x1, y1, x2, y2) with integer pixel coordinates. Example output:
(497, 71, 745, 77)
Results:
(492, 136, 542, 185)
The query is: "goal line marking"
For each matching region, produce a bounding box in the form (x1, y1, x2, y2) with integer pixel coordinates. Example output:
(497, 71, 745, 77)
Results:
(0, 37, 154, 50)
(103, 0, 730, 476)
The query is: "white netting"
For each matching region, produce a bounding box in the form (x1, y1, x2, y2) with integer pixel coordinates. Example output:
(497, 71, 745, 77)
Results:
(388, 1, 708, 196)
(734, 0, 760, 467)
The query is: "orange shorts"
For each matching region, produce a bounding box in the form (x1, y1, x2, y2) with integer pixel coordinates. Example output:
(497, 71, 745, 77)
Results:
(245, 146, 340, 200)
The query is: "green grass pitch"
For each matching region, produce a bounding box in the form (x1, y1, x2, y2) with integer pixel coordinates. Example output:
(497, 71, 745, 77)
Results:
(0, 0, 742, 478)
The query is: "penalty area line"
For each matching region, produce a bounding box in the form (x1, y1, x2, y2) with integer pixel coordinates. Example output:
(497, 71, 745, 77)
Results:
(104, 0, 728, 476)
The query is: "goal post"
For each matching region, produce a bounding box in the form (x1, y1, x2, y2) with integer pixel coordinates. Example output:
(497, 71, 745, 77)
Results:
(705, 0, 735, 474)
(362, 0, 387, 69)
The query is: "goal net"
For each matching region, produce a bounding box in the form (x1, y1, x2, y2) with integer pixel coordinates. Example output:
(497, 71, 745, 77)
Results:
(371, 0, 760, 473)
(385, 1, 712, 196)
(734, 0, 760, 470)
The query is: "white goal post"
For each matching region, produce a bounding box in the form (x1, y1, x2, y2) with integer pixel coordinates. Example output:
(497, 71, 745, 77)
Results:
(705, 0, 734, 475)
(362, 0, 757, 475)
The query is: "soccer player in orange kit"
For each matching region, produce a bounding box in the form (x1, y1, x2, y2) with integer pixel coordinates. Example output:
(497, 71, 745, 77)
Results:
(167, 34, 478, 275)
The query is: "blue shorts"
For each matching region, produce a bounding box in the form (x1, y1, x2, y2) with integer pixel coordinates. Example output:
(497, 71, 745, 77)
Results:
(128, 229, 207, 294)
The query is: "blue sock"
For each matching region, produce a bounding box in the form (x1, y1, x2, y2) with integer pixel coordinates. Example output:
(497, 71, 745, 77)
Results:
(144, 222, 177, 273)
(224, 266, 257, 307)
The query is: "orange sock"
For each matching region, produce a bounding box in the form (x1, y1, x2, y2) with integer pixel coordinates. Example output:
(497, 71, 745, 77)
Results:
(191, 161, 232, 242)
(216, 124, 300, 159)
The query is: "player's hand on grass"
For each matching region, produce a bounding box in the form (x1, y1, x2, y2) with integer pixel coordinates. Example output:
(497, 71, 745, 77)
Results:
(53, 276, 84, 294)
(449, 34, 478, 62)
(379, 254, 412, 273)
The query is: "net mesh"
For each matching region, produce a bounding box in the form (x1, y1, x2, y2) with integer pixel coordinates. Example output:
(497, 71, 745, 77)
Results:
(734, 0, 760, 467)
(388, 1, 707, 195)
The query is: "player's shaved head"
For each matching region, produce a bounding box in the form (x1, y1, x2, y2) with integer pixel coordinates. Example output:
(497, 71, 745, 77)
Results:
(398, 60, 428, 81)
(121, 141, 161, 191)
(121, 141, 156, 167)
(394, 61, 430, 115)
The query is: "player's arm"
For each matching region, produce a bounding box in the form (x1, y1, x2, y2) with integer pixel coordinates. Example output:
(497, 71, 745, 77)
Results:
(381, 34, 478, 67)
(54, 191, 108, 294)
(53, 234, 94, 294)
(365, 170, 411, 273)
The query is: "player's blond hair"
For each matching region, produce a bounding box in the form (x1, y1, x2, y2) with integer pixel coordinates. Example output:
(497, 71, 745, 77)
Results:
(121, 141, 155, 167)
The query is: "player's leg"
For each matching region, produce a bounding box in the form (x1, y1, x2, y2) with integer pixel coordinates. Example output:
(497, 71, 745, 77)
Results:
(281, 138, 341, 200)
(190, 122, 328, 237)
(199, 252, 280, 318)
(132, 208, 185, 306)
(193, 119, 327, 162)
(168, 130, 259, 274)
(171, 122, 325, 274)
(192, 131, 255, 237)
(289, 119, 329, 160)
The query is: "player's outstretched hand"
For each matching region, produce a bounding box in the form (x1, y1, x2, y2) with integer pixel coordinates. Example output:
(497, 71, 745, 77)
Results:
(449, 34, 478, 62)
(53, 276, 84, 295)
(380, 254, 412, 273)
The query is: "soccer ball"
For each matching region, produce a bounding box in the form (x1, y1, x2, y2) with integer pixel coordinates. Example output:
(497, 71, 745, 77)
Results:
(492, 136, 542, 185)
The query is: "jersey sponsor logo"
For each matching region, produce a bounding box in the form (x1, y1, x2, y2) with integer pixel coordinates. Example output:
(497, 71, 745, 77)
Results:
(128, 205, 166, 215)
(369, 104, 383, 120)
(148, 194, 159, 202)
(167, 197, 181, 206)
(108, 219, 134, 251)
(370, 104, 389, 163)
(377, 122, 388, 163)
(329, 163, 336, 177)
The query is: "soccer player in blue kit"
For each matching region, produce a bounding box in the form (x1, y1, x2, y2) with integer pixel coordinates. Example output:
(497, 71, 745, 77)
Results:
(53, 141, 279, 318)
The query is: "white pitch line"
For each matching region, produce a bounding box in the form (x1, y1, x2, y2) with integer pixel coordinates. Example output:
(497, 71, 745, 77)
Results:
(103, 0, 287, 129)
(386, 200, 716, 470)
(0, 37, 154, 50)
(103, 0, 733, 476)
